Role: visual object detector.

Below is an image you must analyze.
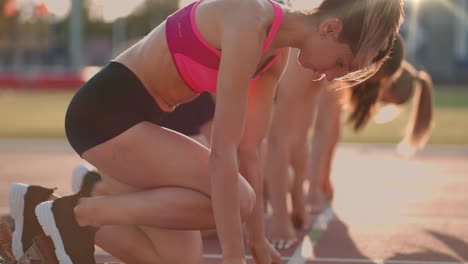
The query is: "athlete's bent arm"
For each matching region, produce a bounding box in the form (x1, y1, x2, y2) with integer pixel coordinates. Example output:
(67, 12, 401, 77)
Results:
(208, 1, 270, 262)
(239, 48, 289, 264)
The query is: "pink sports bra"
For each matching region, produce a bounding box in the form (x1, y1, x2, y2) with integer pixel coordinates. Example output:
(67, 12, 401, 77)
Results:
(166, 0, 285, 93)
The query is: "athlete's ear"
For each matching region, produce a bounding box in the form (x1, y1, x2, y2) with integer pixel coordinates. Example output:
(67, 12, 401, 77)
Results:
(319, 18, 343, 39)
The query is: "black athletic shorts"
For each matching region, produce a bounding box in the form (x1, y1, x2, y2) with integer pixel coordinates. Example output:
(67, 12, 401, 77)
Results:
(160, 92, 214, 136)
(65, 61, 215, 156)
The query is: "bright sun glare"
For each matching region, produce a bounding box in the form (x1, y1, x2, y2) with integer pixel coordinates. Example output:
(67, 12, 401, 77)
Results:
(89, 0, 146, 22)
(42, 0, 71, 19)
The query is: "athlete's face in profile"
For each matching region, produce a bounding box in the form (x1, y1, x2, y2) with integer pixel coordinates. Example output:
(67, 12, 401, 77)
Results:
(297, 19, 357, 81)
(298, 38, 356, 81)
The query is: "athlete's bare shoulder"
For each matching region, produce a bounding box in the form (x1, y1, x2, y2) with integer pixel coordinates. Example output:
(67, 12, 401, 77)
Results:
(217, 0, 274, 13)
(203, 0, 276, 29)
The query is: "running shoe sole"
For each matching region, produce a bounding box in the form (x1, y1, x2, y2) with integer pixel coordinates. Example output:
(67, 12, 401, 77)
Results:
(35, 202, 74, 264)
(9, 183, 28, 260)
(72, 164, 93, 194)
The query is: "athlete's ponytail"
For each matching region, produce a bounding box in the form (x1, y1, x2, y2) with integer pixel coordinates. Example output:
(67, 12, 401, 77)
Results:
(347, 81, 381, 131)
(346, 35, 405, 131)
(400, 69, 433, 152)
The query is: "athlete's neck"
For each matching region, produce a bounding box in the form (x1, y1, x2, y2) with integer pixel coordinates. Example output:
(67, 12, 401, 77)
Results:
(274, 10, 318, 50)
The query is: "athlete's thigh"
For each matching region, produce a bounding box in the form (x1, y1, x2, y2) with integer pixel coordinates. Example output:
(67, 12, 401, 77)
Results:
(94, 178, 203, 264)
(82, 121, 251, 197)
(95, 225, 161, 263)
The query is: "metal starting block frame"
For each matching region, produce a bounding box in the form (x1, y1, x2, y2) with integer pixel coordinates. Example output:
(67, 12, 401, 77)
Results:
(1, 222, 58, 264)
(1, 220, 120, 264)
(0, 222, 15, 263)
(17, 235, 58, 264)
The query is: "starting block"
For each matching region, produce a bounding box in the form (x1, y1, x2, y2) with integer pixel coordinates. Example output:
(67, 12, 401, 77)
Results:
(1, 219, 121, 264)
(0, 222, 15, 263)
(0, 221, 58, 264)
(17, 235, 59, 264)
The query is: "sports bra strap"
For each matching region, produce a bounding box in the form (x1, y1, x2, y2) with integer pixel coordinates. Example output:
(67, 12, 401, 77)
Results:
(262, 0, 284, 54)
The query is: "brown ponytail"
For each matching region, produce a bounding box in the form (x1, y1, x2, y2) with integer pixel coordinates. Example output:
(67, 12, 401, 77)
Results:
(346, 35, 405, 131)
(402, 69, 434, 150)
(347, 80, 381, 131)
(379, 34, 405, 78)
(348, 35, 405, 131)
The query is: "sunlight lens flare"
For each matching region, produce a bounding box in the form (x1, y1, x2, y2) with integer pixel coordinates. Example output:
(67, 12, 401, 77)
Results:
(438, 0, 468, 22)
(42, 0, 71, 19)
(407, 0, 468, 22)
(289, 0, 321, 10)
(80, 66, 102, 82)
(89, 0, 145, 22)
(178, 0, 196, 8)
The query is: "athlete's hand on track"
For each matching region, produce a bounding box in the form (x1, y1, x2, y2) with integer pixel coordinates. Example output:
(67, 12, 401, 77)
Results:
(248, 237, 282, 264)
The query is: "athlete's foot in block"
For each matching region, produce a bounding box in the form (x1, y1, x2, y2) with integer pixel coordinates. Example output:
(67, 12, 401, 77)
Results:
(268, 217, 298, 250)
(72, 164, 103, 197)
(35, 194, 97, 264)
(8, 183, 55, 260)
